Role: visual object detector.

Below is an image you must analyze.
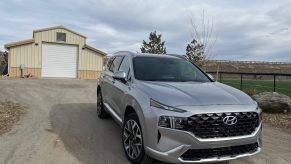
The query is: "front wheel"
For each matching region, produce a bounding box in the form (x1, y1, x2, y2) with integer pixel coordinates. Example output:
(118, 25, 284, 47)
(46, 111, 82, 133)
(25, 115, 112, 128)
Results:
(122, 113, 152, 164)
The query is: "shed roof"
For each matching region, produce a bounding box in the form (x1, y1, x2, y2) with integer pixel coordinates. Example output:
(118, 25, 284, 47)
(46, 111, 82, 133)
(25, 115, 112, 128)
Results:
(4, 39, 35, 49)
(4, 26, 107, 56)
(84, 44, 107, 56)
(33, 25, 87, 38)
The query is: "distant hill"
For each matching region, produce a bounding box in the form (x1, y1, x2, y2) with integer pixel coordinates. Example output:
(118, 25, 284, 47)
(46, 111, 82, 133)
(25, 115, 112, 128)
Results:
(204, 60, 291, 74)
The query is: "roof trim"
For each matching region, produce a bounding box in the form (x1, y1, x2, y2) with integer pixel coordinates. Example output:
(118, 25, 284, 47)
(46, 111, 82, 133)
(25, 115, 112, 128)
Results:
(4, 39, 35, 49)
(84, 44, 107, 56)
(33, 25, 87, 38)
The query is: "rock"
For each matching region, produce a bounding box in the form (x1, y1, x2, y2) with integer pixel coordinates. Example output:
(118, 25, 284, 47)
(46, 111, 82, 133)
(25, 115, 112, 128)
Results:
(253, 92, 291, 113)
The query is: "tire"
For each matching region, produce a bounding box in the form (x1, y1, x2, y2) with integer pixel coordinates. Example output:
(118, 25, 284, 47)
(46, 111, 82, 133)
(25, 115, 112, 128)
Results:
(97, 90, 110, 118)
(122, 113, 152, 164)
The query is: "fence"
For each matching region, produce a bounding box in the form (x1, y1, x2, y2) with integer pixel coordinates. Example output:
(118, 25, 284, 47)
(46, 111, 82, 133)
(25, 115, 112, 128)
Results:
(207, 71, 291, 96)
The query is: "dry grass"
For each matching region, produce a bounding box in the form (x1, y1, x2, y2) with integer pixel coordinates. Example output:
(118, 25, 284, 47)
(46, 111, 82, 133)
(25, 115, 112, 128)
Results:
(263, 112, 291, 130)
(243, 88, 259, 96)
(0, 101, 25, 135)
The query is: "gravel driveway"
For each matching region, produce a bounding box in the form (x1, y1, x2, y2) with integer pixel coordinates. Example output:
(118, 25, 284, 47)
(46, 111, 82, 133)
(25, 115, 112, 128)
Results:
(0, 79, 291, 164)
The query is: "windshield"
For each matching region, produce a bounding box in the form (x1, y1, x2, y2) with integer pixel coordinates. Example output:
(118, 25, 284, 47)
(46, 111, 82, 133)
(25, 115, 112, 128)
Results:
(133, 56, 211, 82)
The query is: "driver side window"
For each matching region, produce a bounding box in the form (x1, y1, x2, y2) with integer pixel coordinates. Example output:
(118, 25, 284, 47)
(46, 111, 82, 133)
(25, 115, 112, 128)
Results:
(118, 56, 130, 78)
(109, 56, 124, 73)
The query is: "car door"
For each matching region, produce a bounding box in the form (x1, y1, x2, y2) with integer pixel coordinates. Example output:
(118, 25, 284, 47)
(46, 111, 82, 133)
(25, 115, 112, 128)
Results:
(110, 55, 131, 117)
(100, 56, 115, 104)
(103, 56, 124, 114)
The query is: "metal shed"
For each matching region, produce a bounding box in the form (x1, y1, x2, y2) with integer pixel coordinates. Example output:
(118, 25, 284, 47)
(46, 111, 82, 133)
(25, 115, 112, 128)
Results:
(4, 25, 106, 79)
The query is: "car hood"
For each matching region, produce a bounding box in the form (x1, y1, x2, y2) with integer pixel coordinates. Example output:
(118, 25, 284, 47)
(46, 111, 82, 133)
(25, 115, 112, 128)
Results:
(136, 81, 255, 107)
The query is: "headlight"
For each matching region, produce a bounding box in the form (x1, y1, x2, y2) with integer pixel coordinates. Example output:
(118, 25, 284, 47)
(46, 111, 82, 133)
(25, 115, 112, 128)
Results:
(150, 99, 187, 113)
(256, 104, 262, 122)
(158, 116, 187, 130)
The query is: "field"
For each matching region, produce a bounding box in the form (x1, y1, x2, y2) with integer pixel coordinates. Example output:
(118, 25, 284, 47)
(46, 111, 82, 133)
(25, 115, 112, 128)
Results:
(220, 79, 291, 96)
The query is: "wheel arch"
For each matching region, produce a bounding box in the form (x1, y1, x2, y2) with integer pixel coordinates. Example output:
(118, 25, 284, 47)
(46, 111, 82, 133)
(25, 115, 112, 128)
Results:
(124, 105, 136, 120)
(123, 100, 149, 146)
(97, 85, 101, 93)
(123, 99, 145, 126)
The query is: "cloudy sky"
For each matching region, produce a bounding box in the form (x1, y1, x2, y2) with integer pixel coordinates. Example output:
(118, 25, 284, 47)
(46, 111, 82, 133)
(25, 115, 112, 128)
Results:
(0, 0, 290, 62)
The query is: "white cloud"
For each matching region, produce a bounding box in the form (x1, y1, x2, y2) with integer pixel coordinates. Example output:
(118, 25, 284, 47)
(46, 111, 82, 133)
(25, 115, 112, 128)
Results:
(0, 0, 290, 62)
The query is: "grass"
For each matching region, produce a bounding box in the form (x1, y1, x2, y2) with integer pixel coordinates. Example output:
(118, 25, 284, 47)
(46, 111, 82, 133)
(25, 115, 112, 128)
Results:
(220, 79, 291, 96)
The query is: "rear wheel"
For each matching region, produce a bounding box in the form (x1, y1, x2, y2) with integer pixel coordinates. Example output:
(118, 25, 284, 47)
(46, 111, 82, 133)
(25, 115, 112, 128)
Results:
(97, 90, 109, 118)
(122, 113, 152, 164)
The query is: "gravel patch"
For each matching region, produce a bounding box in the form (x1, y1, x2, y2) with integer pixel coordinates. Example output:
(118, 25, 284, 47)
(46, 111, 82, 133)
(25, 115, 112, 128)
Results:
(0, 101, 25, 135)
(263, 112, 291, 130)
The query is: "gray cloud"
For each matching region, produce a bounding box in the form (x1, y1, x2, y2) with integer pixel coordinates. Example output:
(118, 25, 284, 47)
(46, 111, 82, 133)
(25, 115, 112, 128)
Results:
(0, 0, 290, 62)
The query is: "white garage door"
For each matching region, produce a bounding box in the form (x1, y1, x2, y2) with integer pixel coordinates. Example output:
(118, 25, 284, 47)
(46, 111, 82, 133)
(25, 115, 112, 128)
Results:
(42, 43, 77, 78)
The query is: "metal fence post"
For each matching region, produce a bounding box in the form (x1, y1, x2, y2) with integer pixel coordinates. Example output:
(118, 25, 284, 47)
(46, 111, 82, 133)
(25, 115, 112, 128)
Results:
(240, 74, 243, 90)
(219, 72, 222, 82)
(273, 75, 276, 92)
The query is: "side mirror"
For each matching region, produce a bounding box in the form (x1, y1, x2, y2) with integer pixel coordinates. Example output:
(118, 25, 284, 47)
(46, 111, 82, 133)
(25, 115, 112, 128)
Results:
(207, 73, 215, 81)
(113, 71, 127, 83)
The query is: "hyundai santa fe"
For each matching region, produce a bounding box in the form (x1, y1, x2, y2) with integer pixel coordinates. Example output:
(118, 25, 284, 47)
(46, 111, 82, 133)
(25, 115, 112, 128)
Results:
(97, 51, 262, 164)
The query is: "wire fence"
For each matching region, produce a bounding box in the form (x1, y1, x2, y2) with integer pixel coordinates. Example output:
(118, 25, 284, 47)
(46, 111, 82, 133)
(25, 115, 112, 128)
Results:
(207, 72, 291, 96)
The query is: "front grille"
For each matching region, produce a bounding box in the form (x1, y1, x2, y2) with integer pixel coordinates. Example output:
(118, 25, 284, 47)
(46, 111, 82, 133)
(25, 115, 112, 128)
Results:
(180, 143, 259, 161)
(187, 112, 259, 138)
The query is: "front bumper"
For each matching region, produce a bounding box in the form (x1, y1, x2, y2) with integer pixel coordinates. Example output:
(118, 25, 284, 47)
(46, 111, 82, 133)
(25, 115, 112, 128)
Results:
(141, 104, 262, 163)
(145, 124, 262, 163)
(146, 146, 261, 163)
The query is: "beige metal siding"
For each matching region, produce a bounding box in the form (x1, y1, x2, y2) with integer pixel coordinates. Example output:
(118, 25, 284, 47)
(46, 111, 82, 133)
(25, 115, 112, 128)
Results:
(8, 27, 106, 79)
(34, 29, 85, 45)
(10, 28, 86, 70)
(9, 43, 41, 68)
(9, 67, 41, 78)
(34, 28, 86, 74)
(78, 70, 101, 79)
(79, 48, 104, 71)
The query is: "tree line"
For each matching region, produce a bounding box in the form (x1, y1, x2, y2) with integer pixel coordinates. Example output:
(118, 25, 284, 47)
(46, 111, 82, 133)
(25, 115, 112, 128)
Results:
(140, 11, 215, 68)
(140, 31, 207, 67)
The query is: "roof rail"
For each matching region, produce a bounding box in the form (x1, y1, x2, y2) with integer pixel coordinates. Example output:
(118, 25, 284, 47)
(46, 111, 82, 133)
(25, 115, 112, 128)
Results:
(113, 51, 136, 56)
(166, 54, 189, 60)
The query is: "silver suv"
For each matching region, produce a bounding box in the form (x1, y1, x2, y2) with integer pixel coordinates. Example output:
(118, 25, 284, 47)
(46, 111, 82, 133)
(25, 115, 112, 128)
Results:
(97, 51, 262, 164)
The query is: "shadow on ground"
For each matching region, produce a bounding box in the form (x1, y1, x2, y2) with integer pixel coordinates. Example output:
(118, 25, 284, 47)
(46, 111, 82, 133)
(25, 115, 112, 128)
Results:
(49, 103, 229, 164)
(50, 103, 128, 164)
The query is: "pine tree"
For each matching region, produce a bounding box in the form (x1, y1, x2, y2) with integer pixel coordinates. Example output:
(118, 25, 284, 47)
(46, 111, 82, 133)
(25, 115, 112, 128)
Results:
(140, 31, 166, 54)
(0, 51, 8, 64)
(186, 39, 205, 66)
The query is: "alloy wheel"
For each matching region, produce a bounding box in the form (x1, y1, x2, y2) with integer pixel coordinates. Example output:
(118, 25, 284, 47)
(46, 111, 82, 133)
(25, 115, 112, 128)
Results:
(123, 119, 143, 159)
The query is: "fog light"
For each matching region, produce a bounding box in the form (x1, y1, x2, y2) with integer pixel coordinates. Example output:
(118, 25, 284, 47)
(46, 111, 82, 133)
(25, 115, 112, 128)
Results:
(158, 116, 171, 128)
(174, 117, 186, 130)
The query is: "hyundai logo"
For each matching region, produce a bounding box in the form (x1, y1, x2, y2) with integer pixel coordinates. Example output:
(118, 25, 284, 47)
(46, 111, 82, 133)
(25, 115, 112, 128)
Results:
(223, 116, 238, 125)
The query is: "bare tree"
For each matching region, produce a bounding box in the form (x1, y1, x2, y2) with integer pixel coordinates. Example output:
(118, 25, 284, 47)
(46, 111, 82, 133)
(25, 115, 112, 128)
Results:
(188, 10, 216, 70)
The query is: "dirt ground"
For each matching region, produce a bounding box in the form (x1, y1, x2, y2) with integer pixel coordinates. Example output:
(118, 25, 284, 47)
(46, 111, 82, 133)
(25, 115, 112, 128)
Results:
(0, 79, 291, 164)
(0, 101, 25, 135)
